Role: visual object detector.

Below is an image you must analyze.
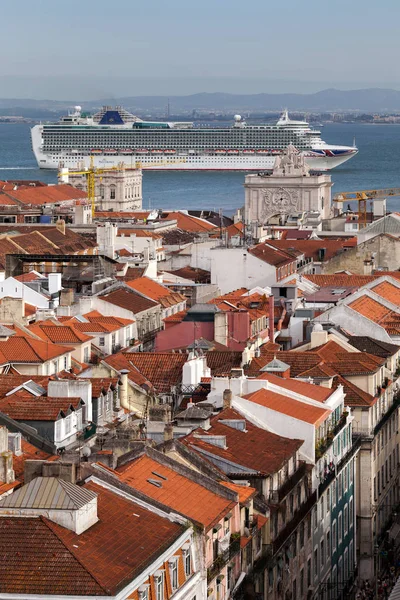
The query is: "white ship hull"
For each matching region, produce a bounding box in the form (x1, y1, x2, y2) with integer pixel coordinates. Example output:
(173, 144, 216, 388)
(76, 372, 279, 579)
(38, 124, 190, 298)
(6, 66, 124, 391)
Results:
(32, 147, 355, 172)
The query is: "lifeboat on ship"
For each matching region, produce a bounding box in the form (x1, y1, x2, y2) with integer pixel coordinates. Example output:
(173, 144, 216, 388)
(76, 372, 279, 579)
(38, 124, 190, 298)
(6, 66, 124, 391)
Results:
(104, 149, 117, 154)
(91, 149, 102, 154)
(243, 149, 255, 154)
(256, 149, 269, 154)
(136, 149, 149, 154)
(151, 149, 163, 154)
(120, 148, 133, 154)
(215, 149, 226, 154)
(227, 149, 239, 154)
(164, 149, 176, 154)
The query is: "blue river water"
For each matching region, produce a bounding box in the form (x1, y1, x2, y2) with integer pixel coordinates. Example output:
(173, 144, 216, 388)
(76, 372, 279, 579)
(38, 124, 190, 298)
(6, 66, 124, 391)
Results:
(0, 122, 400, 214)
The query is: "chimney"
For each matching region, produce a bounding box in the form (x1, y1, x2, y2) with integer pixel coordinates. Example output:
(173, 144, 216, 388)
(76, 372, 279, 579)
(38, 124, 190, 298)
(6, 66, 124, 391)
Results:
(363, 258, 374, 275)
(214, 311, 228, 347)
(56, 219, 66, 235)
(164, 422, 174, 442)
(0, 297, 25, 325)
(149, 404, 172, 422)
(7, 432, 22, 456)
(310, 323, 328, 349)
(223, 389, 232, 410)
(269, 295, 275, 342)
(119, 369, 129, 409)
(60, 288, 74, 307)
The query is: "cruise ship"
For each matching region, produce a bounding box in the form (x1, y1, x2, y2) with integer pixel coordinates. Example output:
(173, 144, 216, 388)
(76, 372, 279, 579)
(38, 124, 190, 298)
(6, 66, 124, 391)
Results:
(31, 106, 358, 171)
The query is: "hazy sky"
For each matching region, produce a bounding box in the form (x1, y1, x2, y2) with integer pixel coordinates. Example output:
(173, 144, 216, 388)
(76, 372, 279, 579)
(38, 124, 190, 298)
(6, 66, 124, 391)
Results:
(2, 0, 400, 99)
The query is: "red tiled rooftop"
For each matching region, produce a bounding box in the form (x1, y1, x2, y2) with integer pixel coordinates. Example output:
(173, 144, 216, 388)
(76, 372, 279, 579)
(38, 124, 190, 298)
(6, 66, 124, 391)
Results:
(370, 281, 400, 305)
(126, 276, 186, 307)
(116, 454, 236, 530)
(0, 336, 68, 364)
(28, 323, 92, 344)
(254, 372, 333, 402)
(184, 407, 302, 475)
(242, 387, 331, 427)
(0, 480, 184, 595)
(99, 287, 158, 314)
(0, 395, 82, 421)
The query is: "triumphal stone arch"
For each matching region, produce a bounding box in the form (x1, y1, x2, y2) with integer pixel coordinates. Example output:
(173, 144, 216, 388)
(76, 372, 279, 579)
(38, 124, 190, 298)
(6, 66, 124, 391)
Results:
(244, 145, 332, 225)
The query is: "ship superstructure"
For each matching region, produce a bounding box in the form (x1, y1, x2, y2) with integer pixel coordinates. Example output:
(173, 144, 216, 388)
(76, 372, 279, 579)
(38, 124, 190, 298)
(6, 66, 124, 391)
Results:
(31, 106, 358, 171)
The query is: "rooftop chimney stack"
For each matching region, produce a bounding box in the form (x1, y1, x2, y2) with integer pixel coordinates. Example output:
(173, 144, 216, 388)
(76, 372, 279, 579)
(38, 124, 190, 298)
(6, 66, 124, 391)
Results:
(223, 389, 232, 410)
(164, 422, 174, 442)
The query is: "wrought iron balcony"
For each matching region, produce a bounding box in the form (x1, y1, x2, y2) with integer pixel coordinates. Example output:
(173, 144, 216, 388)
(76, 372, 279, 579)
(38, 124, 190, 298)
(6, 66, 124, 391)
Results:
(207, 538, 241, 583)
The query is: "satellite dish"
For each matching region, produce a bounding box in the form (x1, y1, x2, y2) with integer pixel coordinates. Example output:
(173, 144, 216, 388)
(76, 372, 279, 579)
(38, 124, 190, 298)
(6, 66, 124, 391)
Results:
(81, 445, 91, 458)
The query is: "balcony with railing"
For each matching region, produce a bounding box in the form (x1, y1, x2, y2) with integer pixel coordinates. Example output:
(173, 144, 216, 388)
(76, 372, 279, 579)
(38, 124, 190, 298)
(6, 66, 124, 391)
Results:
(207, 536, 241, 583)
(315, 410, 349, 461)
(268, 461, 308, 505)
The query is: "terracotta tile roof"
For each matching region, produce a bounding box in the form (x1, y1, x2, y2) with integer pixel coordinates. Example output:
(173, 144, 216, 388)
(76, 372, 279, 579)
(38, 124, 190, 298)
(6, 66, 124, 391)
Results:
(0, 517, 105, 595)
(0, 395, 82, 421)
(14, 271, 44, 283)
(347, 336, 400, 358)
(0, 480, 184, 595)
(88, 377, 119, 398)
(28, 323, 92, 344)
(166, 266, 211, 283)
(331, 374, 376, 407)
(370, 281, 400, 304)
(0, 374, 50, 396)
(243, 388, 330, 426)
(304, 274, 379, 287)
(209, 291, 270, 322)
(3, 184, 87, 206)
(74, 320, 122, 334)
(184, 407, 302, 475)
(115, 266, 146, 281)
(248, 243, 297, 267)
(0, 336, 68, 364)
(247, 351, 320, 378)
(95, 210, 151, 220)
(220, 480, 256, 504)
(206, 350, 243, 375)
(49, 480, 184, 594)
(163, 310, 187, 324)
(267, 238, 357, 262)
(116, 454, 236, 530)
(254, 372, 333, 402)
(118, 228, 162, 239)
(348, 295, 400, 333)
(126, 277, 186, 307)
(99, 287, 158, 314)
(83, 310, 134, 327)
(0, 193, 20, 206)
(106, 351, 187, 393)
(209, 222, 244, 240)
(161, 211, 217, 232)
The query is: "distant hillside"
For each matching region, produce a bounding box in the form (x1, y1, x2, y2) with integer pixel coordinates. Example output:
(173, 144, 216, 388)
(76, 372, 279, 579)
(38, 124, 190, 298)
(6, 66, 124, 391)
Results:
(2, 88, 400, 113)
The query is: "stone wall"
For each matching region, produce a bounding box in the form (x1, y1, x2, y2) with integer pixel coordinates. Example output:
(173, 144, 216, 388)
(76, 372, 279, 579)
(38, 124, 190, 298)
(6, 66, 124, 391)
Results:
(322, 234, 400, 274)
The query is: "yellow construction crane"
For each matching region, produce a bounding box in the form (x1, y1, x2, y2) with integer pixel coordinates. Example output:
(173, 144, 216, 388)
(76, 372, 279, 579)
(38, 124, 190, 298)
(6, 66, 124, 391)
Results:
(64, 157, 120, 217)
(63, 156, 186, 217)
(333, 187, 400, 229)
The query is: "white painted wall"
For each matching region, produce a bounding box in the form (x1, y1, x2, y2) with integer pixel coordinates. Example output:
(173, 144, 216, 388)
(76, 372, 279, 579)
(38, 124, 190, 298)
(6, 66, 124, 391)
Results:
(0, 277, 50, 308)
(190, 246, 277, 295)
